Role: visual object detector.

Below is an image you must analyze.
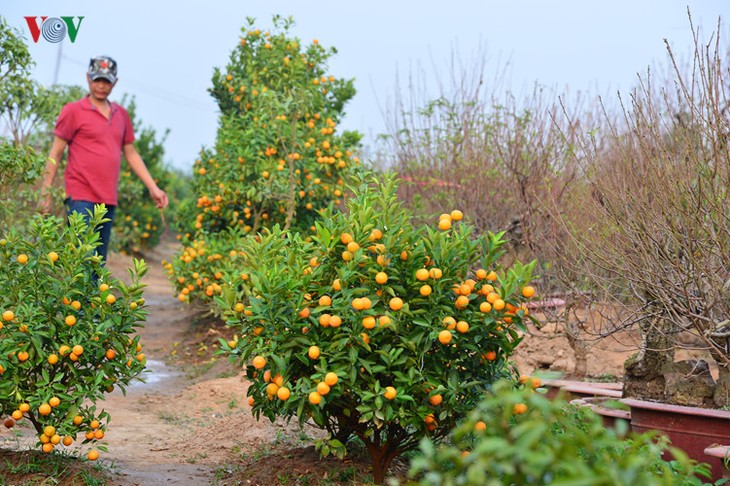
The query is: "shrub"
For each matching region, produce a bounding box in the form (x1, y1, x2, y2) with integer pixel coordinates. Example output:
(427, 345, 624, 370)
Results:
(219, 173, 537, 483)
(0, 209, 148, 458)
(408, 380, 711, 485)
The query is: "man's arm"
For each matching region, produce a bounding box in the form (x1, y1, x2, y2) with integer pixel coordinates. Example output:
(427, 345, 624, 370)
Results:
(122, 143, 169, 209)
(39, 136, 68, 214)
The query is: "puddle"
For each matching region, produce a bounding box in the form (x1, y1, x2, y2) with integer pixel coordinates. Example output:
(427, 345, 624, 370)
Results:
(127, 359, 182, 391)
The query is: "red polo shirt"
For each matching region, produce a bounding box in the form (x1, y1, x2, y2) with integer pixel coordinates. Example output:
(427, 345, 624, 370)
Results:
(54, 96, 135, 206)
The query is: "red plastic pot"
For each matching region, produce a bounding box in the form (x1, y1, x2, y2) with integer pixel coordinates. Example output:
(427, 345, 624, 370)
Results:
(621, 398, 730, 481)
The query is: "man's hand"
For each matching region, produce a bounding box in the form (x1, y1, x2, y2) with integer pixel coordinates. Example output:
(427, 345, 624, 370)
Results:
(150, 187, 169, 209)
(38, 193, 53, 215)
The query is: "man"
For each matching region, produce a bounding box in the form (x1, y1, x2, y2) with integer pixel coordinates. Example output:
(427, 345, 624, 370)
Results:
(40, 55, 168, 263)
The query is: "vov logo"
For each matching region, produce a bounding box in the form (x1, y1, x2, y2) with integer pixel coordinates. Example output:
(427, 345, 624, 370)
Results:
(24, 16, 84, 43)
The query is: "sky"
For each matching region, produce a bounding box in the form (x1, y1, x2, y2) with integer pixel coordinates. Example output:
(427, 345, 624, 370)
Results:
(2, 1, 727, 172)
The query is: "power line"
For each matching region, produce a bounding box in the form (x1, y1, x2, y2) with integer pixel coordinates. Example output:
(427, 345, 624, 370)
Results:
(60, 55, 213, 111)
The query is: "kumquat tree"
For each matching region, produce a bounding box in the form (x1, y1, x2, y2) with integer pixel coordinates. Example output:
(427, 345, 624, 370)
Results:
(0, 209, 149, 461)
(218, 173, 538, 483)
(166, 15, 362, 307)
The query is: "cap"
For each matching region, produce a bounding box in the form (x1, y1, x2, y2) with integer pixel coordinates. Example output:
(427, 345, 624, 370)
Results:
(88, 56, 117, 83)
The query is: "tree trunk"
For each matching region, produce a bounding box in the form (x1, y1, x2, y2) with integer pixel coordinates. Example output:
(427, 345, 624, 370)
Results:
(623, 315, 673, 401)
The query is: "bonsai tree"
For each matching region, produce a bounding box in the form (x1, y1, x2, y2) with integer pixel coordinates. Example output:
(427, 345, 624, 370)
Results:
(552, 16, 730, 406)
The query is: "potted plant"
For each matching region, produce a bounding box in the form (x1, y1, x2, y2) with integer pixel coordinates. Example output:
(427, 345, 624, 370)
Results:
(549, 15, 730, 480)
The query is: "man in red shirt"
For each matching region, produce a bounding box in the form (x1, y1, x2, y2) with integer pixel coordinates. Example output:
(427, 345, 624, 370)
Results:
(40, 56, 168, 263)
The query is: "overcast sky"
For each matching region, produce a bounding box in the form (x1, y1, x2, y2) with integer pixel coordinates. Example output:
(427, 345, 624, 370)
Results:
(3, 1, 727, 171)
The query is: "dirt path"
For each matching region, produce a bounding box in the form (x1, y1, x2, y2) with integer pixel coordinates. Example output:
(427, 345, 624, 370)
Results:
(99, 237, 281, 485)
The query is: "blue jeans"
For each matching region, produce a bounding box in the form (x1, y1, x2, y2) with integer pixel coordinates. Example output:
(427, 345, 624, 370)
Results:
(65, 198, 116, 265)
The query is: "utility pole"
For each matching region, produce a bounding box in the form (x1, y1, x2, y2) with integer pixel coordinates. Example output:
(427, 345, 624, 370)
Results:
(52, 41, 63, 86)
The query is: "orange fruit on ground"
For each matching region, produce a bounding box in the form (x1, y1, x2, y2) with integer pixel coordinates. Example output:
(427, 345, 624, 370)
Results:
(384, 386, 397, 400)
(429, 394, 443, 406)
(317, 382, 331, 395)
(324, 372, 339, 386)
(4, 418, 15, 428)
(513, 403, 528, 415)
(2, 310, 14, 321)
(375, 272, 388, 284)
(438, 330, 452, 345)
(38, 403, 52, 416)
(87, 450, 99, 461)
(389, 297, 403, 311)
(521, 285, 536, 298)
(277, 387, 291, 401)
(309, 391, 322, 405)
(475, 421, 487, 431)
(308, 346, 320, 359)
(17, 254, 28, 264)
(252, 355, 267, 369)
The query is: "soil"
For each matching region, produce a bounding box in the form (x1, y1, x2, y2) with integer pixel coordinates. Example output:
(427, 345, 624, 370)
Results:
(0, 235, 635, 485)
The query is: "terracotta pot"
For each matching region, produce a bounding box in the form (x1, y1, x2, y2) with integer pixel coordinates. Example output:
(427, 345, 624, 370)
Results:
(621, 398, 730, 481)
(570, 397, 631, 435)
(543, 379, 623, 401)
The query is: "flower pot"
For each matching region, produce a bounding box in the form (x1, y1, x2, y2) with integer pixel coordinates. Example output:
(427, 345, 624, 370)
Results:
(570, 396, 631, 435)
(543, 379, 623, 401)
(621, 398, 730, 481)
